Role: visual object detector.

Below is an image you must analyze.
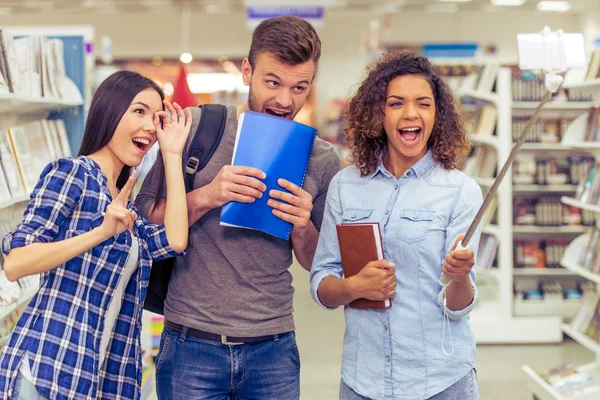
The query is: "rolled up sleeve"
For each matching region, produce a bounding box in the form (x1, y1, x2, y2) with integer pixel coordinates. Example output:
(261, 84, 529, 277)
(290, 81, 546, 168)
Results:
(310, 174, 345, 310)
(139, 216, 186, 261)
(438, 176, 483, 320)
(2, 158, 84, 256)
(438, 276, 479, 320)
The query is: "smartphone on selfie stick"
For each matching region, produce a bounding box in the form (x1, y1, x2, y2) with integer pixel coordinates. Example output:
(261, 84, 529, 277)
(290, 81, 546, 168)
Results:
(439, 27, 587, 287)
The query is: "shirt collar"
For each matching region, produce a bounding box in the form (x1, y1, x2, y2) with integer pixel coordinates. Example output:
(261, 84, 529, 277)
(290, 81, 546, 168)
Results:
(79, 155, 108, 185)
(366, 148, 436, 181)
(411, 149, 436, 178)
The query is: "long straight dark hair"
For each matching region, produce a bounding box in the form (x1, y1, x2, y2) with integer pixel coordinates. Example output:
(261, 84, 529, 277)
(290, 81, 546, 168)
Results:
(78, 70, 164, 189)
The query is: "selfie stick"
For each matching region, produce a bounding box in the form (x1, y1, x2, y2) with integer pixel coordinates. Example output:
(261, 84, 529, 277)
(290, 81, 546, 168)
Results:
(439, 27, 575, 286)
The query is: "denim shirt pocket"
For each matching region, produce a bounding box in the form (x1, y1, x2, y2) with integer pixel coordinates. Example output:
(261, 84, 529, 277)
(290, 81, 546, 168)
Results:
(396, 209, 436, 243)
(341, 208, 375, 223)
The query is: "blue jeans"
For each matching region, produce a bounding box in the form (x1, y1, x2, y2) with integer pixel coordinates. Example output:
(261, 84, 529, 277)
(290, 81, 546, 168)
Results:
(11, 372, 49, 400)
(339, 369, 480, 400)
(155, 326, 301, 400)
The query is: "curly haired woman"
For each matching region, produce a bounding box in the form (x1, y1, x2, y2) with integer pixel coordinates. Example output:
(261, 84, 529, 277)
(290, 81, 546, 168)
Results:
(309, 51, 483, 400)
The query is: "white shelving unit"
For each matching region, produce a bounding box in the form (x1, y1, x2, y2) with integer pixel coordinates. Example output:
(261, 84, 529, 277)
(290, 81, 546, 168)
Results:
(0, 29, 90, 351)
(464, 68, 564, 344)
(522, 79, 600, 397)
(465, 68, 600, 344)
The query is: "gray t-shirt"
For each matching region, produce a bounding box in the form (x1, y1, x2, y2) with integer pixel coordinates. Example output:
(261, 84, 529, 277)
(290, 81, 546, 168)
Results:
(135, 105, 342, 337)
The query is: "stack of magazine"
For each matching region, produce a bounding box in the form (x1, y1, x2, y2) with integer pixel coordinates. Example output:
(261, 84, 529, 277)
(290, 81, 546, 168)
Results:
(0, 29, 82, 102)
(0, 118, 71, 203)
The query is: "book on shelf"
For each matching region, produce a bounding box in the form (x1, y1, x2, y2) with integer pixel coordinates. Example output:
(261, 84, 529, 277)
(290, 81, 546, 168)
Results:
(575, 162, 600, 206)
(7, 121, 53, 193)
(538, 363, 600, 397)
(433, 63, 480, 94)
(578, 228, 600, 274)
(514, 195, 593, 227)
(512, 115, 576, 144)
(0, 129, 26, 198)
(474, 63, 498, 93)
(514, 239, 570, 269)
(584, 108, 600, 142)
(514, 156, 591, 186)
(463, 146, 496, 180)
(477, 233, 498, 270)
(0, 162, 11, 203)
(585, 49, 600, 82)
(511, 66, 593, 102)
(0, 30, 82, 102)
(1, 118, 70, 196)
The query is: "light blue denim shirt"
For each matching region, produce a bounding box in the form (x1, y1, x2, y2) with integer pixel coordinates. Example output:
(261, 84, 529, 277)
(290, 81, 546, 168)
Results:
(310, 150, 483, 400)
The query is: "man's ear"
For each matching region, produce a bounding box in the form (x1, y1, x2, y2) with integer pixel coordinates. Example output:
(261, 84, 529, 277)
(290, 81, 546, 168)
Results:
(241, 58, 252, 87)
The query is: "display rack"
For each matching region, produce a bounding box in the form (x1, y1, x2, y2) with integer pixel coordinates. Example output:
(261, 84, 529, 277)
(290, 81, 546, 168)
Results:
(523, 78, 600, 399)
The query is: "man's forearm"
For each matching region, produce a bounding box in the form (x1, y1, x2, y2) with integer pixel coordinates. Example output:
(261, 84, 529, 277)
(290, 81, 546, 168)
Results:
(445, 278, 474, 311)
(291, 221, 319, 271)
(147, 187, 213, 227)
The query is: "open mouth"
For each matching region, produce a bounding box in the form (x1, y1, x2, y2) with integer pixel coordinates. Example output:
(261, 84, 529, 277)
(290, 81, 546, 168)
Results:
(132, 137, 151, 152)
(264, 108, 291, 119)
(398, 127, 422, 145)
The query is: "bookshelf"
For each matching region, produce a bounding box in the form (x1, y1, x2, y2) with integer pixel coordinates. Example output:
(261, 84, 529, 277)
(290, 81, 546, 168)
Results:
(0, 27, 91, 355)
(523, 362, 600, 400)
(0, 93, 82, 115)
(563, 78, 600, 100)
(460, 89, 499, 106)
(469, 134, 499, 149)
(513, 101, 598, 110)
(463, 66, 600, 343)
(461, 67, 564, 344)
(562, 196, 600, 214)
(522, 134, 600, 399)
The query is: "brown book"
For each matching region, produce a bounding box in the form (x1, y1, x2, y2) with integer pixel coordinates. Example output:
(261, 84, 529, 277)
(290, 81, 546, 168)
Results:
(336, 222, 391, 310)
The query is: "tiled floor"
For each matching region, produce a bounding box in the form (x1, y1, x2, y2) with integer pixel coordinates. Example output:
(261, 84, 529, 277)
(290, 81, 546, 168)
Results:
(148, 262, 595, 399)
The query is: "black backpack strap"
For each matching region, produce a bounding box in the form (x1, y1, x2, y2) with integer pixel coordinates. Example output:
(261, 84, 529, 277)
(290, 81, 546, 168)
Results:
(183, 104, 228, 191)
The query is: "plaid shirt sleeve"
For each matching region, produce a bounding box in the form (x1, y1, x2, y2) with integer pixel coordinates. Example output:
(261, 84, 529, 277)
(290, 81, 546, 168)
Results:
(139, 218, 185, 261)
(2, 158, 86, 255)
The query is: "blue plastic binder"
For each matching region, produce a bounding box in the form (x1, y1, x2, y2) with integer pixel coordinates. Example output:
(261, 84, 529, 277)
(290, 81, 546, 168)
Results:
(220, 111, 317, 240)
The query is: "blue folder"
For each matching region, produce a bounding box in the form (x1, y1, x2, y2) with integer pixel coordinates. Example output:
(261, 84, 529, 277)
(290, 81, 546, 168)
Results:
(220, 111, 317, 240)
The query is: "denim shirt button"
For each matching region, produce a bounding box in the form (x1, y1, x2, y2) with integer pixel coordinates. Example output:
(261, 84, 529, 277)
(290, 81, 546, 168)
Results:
(384, 325, 388, 331)
(385, 210, 390, 215)
(394, 184, 398, 190)
(386, 356, 391, 362)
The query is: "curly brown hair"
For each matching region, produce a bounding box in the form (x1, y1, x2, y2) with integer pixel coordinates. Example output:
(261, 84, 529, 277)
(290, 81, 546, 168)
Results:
(344, 51, 471, 176)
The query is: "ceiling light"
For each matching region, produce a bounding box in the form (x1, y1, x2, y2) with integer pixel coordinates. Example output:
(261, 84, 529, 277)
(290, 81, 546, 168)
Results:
(537, 1, 571, 11)
(491, 0, 525, 5)
(180, 53, 193, 64)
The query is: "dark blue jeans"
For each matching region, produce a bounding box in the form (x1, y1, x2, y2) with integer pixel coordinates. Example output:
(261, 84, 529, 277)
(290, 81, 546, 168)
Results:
(155, 326, 301, 400)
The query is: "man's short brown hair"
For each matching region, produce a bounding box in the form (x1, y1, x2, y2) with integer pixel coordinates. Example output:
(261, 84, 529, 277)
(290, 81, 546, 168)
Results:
(248, 16, 321, 70)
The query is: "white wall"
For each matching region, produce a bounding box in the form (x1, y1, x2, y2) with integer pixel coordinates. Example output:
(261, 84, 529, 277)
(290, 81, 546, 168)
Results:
(0, 9, 585, 117)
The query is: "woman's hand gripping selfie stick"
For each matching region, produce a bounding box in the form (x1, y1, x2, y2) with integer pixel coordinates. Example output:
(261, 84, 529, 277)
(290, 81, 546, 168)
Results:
(439, 88, 556, 286)
(438, 27, 579, 287)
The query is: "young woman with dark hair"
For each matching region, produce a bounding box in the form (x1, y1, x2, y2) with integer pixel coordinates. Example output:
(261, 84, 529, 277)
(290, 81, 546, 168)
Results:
(310, 51, 483, 400)
(0, 70, 190, 400)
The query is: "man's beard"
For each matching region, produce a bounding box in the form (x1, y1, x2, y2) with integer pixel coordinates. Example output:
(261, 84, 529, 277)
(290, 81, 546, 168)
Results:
(247, 85, 260, 113)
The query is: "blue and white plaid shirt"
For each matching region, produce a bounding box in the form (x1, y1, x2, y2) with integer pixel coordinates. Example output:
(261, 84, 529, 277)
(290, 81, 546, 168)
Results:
(0, 156, 180, 400)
